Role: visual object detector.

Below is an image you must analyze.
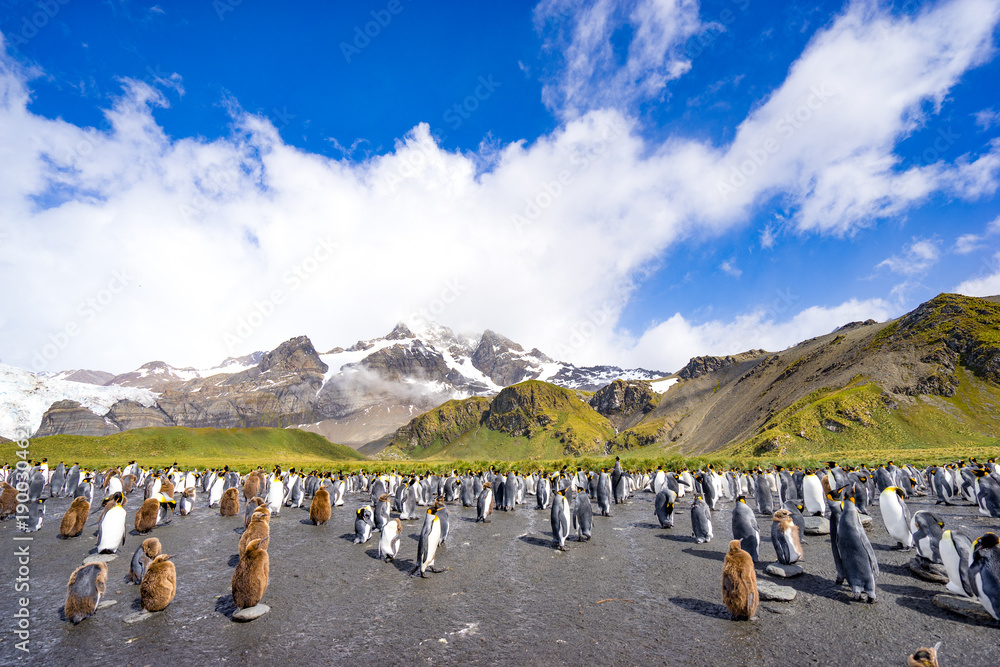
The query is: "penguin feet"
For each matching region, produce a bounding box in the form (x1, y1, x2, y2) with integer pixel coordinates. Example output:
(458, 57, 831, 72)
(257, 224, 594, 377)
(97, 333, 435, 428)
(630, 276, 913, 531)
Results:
(428, 566, 447, 574)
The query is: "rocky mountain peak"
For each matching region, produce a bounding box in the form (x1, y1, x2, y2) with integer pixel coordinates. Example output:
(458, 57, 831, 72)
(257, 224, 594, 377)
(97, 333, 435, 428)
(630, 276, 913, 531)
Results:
(677, 350, 767, 380)
(472, 329, 549, 386)
(589, 379, 658, 430)
(385, 323, 416, 340)
(257, 335, 328, 375)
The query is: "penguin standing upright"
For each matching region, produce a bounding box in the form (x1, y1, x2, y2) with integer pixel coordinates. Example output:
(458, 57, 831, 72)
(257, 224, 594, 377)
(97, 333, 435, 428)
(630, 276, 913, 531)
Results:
(476, 482, 494, 523)
(940, 529, 976, 597)
(838, 495, 879, 602)
(721, 540, 758, 621)
(551, 489, 571, 550)
(208, 474, 225, 508)
(400, 483, 418, 520)
(374, 494, 391, 532)
(179, 487, 196, 516)
(574, 488, 593, 542)
(129, 537, 162, 584)
(379, 518, 402, 562)
(771, 508, 804, 565)
(754, 472, 774, 516)
(879, 487, 914, 549)
(233, 538, 269, 609)
(411, 507, 444, 577)
(597, 471, 612, 516)
(828, 495, 846, 585)
(731, 497, 759, 562)
(654, 489, 676, 528)
(691, 496, 713, 544)
(65, 464, 81, 498)
(240, 508, 271, 557)
(354, 506, 374, 544)
(266, 476, 283, 516)
(535, 475, 551, 510)
(96, 497, 127, 554)
(434, 499, 451, 546)
(220, 488, 240, 517)
(140, 554, 176, 612)
(50, 462, 66, 498)
(802, 471, 825, 516)
(970, 532, 1000, 620)
(64, 562, 108, 624)
(611, 458, 624, 504)
(911, 510, 944, 563)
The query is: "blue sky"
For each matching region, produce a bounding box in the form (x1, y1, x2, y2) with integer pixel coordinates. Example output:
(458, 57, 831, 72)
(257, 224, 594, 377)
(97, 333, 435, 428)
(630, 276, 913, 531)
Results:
(1, 0, 999, 374)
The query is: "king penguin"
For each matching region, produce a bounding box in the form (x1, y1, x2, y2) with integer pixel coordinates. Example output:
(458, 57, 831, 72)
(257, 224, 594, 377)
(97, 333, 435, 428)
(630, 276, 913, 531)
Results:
(411, 506, 444, 577)
(721, 540, 758, 621)
(476, 482, 494, 523)
(654, 488, 676, 528)
(970, 532, 1000, 620)
(879, 486, 913, 549)
(910, 510, 944, 563)
(64, 562, 108, 624)
(940, 529, 976, 597)
(838, 494, 879, 602)
(731, 496, 759, 562)
(140, 554, 176, 612)
(354, 506, 374, 544)
(379, 518, 402, 562)
(551, 488, 572, 550)
(802, 470, 825, 516)
(691, 495, 713, 544)
(96, 496, 127, 554)
(771, 508, 803, 565)
(574, 488, 593, 542)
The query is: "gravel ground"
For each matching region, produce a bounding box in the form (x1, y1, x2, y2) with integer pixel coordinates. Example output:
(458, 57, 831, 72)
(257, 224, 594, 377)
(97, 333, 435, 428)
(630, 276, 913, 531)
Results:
(1, 488, 998, 666)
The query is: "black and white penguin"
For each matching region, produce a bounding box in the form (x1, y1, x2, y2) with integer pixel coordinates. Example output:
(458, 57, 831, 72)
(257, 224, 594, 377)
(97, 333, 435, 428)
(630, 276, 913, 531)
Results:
(434, 499, 451, 546)
(50, 462, 66, 498)
(535, 474, 551, 510)
(400, 483, 418, 520)
(354, 506, 374, 544)
(879, 487, 913, 549)
(940, 528, 976, 597)
(379, 518, 402, 562)
(374, 494, 391, 532)
(731, 496, 759, 562)
(611, 458, 624, 504)
(96, 496, 127, 554)
(971, 532, 1000, 620)
(838, 495, 879, 602)
(753, 472, 774, 516)
(828, 494, 846, 585)
(933, 467, 955, 505)
(596, 471, 612, 516)
(20, 498, 45, 532)
(691, 495, 713, 544)
(910, 510, 944, 563)
(574, 488, 593, 542)
(476, 482, 494, 523)
(551, 489, 571, 550)
(411, 507, 444, 577)
(654, 488, 676, 528)
(802, 471, 825, 516)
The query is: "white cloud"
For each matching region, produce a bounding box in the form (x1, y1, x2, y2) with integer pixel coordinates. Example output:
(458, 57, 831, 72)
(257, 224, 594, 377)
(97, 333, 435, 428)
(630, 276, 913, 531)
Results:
(1, 0, 999, 375)
(719, 258, 742, 278)
(975, 108, 1000, 130)
(877, 238, 941, 275)
(534, 0, 704, 119)
(951, 214, 1000, 253)
(621, 297, 895, 373)
(954, 253, 1000, 296)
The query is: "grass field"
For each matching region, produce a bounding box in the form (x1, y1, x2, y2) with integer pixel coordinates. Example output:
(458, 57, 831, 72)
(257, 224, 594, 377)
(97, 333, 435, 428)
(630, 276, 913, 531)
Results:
(3, 426, 365, 472)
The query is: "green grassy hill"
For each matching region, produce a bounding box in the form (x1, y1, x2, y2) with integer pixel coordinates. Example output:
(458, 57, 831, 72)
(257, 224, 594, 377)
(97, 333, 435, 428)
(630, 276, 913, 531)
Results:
(379, 380, 615, 461)
(3, 426, 365, 471)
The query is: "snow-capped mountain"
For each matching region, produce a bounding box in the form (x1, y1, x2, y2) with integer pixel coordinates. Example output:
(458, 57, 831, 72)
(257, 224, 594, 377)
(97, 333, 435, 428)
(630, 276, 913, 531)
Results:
(4, 321, 667, 445)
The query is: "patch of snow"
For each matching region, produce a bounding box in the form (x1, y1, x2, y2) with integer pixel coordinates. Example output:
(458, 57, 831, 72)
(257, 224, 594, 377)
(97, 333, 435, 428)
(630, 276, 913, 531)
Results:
(649, 377, 679, 394)
(0, 364, 159, 440)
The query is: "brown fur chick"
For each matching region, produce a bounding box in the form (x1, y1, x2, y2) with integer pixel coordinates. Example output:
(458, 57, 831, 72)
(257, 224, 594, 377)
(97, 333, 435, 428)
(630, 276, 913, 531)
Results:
(908, 642, 941, 667)
(134, 497, 161, 533)
(220, 487, 240, 516)
(232, 538, 269, 609)
(310, 487, 332, 525)
(239, 508, 271, 558)
(140, 554, 176, 612)
(59, 497, 91, 538)
(65, 562, 108, 624)
(722, 539, 758, 620)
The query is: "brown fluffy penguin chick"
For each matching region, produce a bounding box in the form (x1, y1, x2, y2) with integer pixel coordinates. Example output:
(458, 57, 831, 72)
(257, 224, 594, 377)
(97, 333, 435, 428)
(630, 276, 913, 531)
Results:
(128, 537, 162, 584)
(159, 476, 175, 497)
(1, 482, 17, 518)
(220, 487, 240, 516)
(722, 539, 758, 620)
(908, 642, 941, 667)
(59, 497, 91, 538)
(121, 473, 137, 494)
(243, 472, 262, 501)
(239, 508, 271, 557)
(64, 562, 108, 624)
(140, 554, 176, 612)
(310, 487, 331, 525)
(244, 497, 265, 528)
(134, 497, 161, 533)
(232, 537, 269, 609)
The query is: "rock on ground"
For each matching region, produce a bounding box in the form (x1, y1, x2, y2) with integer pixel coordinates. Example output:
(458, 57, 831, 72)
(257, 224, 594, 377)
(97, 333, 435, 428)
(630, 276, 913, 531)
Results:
(757, 581, 796, 601)
(766, 563, 804, 578)
(233, 604, 270, 622)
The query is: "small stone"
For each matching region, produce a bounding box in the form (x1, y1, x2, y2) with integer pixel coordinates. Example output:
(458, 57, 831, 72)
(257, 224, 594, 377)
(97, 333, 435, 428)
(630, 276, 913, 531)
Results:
(757, 580, 796, 601)
(934, 594, 998, 623)
(232, 604, 270, 622)
(83, 554, 117, 565)
(909, 558, 949, 584)
(438, 638, 448, 644)
(766, 563, 804, 578)
(122, 611, 153, 624)
(96, 599, 118, 609)
(803, 516, 830, 535)
(858, 514, 873, 530)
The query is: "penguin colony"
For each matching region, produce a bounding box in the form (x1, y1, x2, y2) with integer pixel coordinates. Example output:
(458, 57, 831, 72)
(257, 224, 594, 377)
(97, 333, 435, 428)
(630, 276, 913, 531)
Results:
(3, 456, 999, 655)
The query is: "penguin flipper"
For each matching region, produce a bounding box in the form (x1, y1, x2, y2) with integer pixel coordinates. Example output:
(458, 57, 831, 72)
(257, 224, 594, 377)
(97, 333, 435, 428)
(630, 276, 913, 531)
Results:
(864, 536, 880, 576)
